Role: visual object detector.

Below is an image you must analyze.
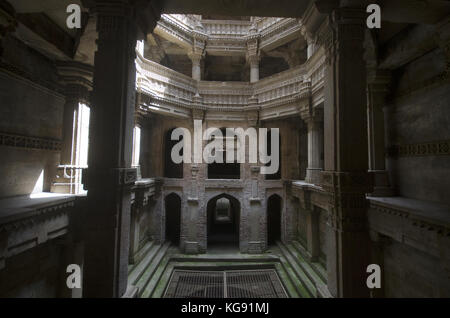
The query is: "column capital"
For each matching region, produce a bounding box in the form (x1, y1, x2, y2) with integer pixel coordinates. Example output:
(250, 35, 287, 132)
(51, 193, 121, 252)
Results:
(367, 70, 391, 110)
(189, 34, 206, 64)
(247, 111, 259, 127)
(192, 108, 204, 121)
(246, 37, 260, 66)
(187, 51, 204, 65)
(56, 61, 94, 104)
(300, 105, 323, 124)
(56, 61, 94, 87)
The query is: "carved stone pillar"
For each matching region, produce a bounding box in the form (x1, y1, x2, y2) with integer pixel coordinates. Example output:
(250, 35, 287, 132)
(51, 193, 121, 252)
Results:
(52, 62, 93, 194)
(0, 1, 16, 57)
(188, 35, 206, 81)
(367, 72, 394, 196)
(188, 52, 203, 81)
(81, 0, 149, 298)
(305, 207, 320, 261)
(301, 26, 316, 59)
(247, 35, 260, 83)
(248, 55, 259, 83)
(303, 109, 324, 185)
(318, 4, 371, 297)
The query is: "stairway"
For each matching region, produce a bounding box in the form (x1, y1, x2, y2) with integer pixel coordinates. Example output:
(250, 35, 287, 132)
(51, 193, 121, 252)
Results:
(126, 240, 332, 298)
(276, 240, 331, 298)
(127, 241, 171, 298)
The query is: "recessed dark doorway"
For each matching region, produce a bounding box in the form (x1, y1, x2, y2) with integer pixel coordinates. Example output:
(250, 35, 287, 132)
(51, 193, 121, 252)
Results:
(165, 193, 181, 246)
(164, 128, 183, 178)
(267, 194, 282, 245)
(207, 194, 240, 250)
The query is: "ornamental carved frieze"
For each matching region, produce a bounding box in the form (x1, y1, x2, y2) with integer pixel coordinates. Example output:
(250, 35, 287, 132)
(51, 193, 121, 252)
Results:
(135, 47, 325, 120)
(0, 132, 62, 151)
(156, 14, 307, 58)
(387, 140, 450, 158)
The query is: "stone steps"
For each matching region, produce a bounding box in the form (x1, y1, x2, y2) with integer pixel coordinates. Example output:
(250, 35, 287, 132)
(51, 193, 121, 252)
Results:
(140, 252, 172, 298)
(128, 242, 164, 286)
(128, 240, 154, 274)
(281, 241, 332, 298)
(291, 240, 327, 283)
(127, 242, 330, 298)
(134, 242, 171, 297)
(276, 241, 315, 297)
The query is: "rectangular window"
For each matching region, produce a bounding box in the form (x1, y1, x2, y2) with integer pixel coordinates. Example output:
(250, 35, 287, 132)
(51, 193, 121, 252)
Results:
(74, 103, 90, 194)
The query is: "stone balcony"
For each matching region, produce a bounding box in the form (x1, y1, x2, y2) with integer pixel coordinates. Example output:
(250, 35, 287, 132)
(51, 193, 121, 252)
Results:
(135, 46, 325, 121)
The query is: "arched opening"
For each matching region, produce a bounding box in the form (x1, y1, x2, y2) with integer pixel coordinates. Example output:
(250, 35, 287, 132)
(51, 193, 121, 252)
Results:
(207, 194, 240, 250)
(165, 193, 181, 246)
(267, 194, 282, 246)
(207, 127, 240, 179)
(164, 128, 183, 178)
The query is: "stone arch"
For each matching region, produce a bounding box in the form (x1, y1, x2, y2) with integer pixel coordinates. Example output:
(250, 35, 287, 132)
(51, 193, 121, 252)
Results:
(206, 193, 241, 249)
(164, 192, 182, 246)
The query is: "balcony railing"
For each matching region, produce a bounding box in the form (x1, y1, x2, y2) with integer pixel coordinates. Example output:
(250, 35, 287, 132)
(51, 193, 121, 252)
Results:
(135, 48, 326, 119)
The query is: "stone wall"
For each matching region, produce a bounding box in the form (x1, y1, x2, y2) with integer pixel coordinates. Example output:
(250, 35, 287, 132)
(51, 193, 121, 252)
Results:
(383, 240, 450, 297)
(386, 47, 450, 205)
(297, 207, 307, 246)
(0, 241, 64, 297)
(317, 207, 327, 266)
(0, 36, 63, 198)
(142, 115, 302, 253)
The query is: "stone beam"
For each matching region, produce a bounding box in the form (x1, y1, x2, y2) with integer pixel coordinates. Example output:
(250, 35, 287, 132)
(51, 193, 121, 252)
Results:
(379, 24, 438, 70)
(161, 0, 311, 18)
(378, 0, 450, 25)
(0, 0, 17, 56)
(16, 13, 75, 59)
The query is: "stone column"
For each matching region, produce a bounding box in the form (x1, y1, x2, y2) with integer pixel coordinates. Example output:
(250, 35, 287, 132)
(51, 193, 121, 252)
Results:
(188, 34, 206, 81)
(247, 35, 260, 83)
(249, 57, 259, 83)
(188, 52, 203, 81)
(303, 109, 324, 185)
(318, 4, 371, 297)
(301, 26, 316, 59)
(82, 0, 146, 298)
(52, 63, 93, 194)
(305, 208, 320, 261)
(367, 72, 394, 196)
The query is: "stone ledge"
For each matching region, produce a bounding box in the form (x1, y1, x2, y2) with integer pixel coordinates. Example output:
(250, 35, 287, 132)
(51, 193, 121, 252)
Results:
(0, 192, 75, 270)
(368, 196, 450, 228)
(0, 193, 75, 225)
(368, 196, 450, 258)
